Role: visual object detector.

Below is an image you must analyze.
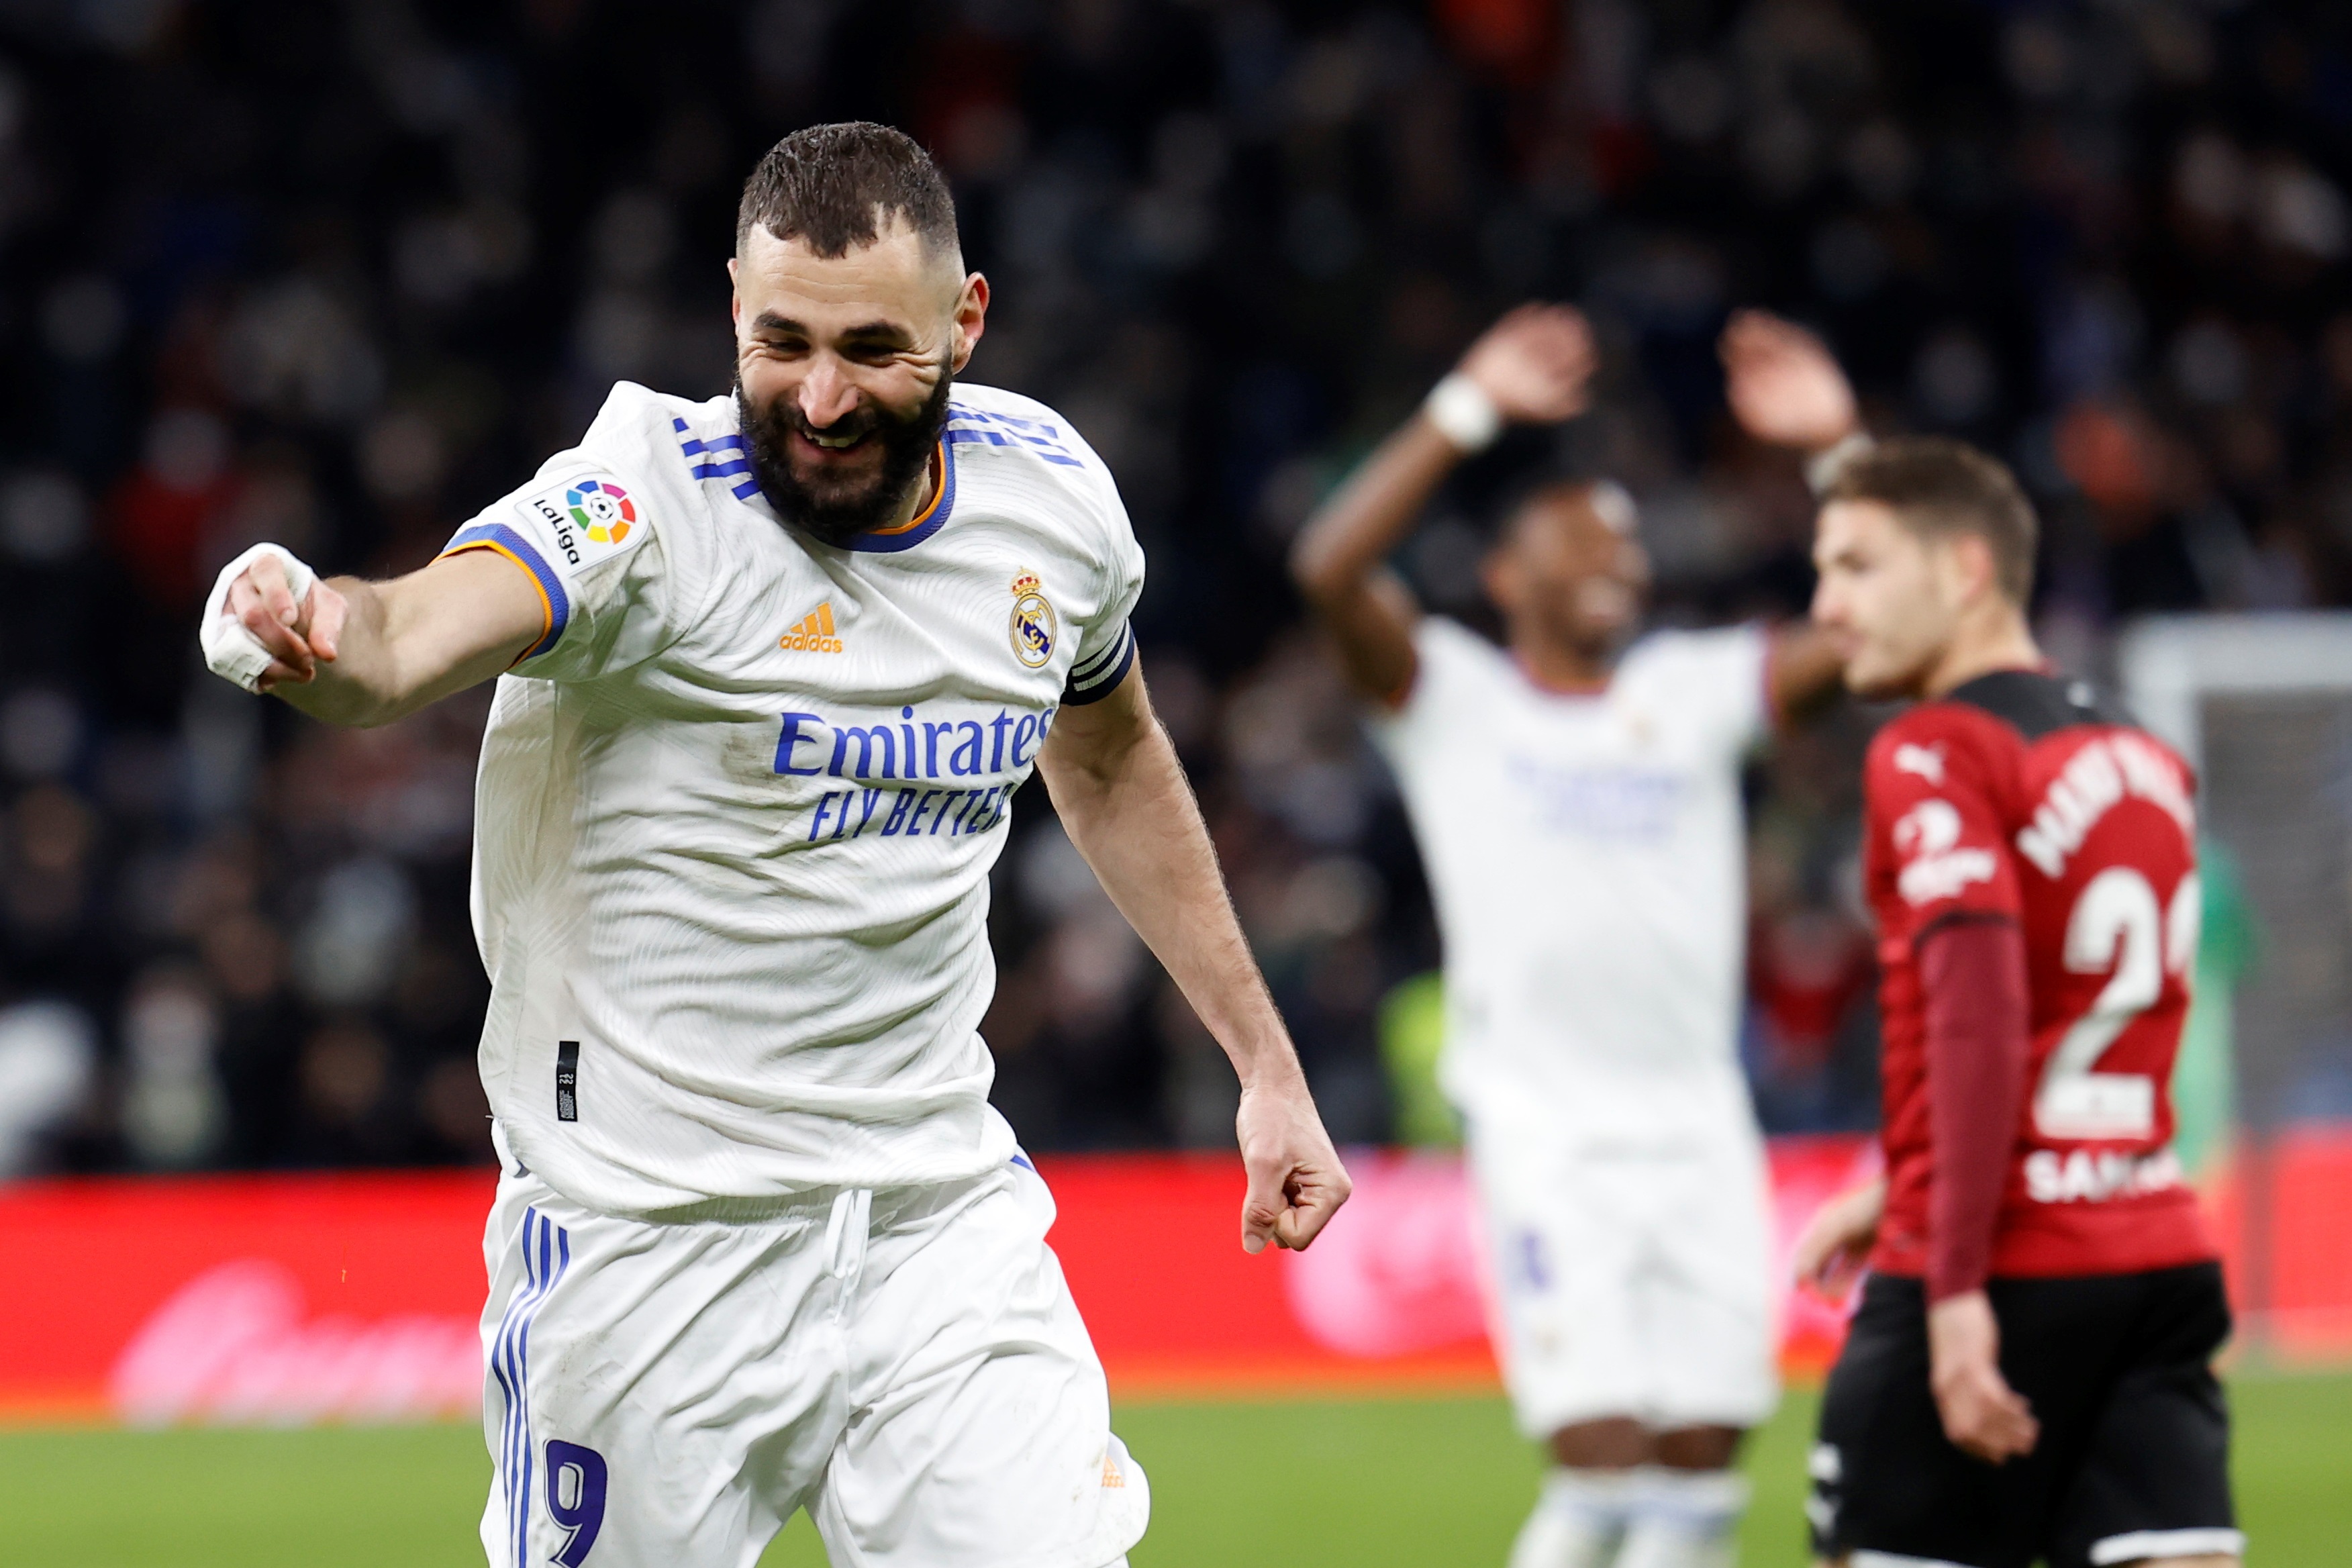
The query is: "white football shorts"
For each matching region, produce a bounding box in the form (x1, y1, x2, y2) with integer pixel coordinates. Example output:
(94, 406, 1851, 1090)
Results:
(476, 1132, 1148, 1568)
(1468, 1112, 1779, 1439)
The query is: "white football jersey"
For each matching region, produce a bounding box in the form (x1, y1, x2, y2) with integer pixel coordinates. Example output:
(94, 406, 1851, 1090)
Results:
(442, 380, 1143, 1216)
(1369, 619, 1768, 1142)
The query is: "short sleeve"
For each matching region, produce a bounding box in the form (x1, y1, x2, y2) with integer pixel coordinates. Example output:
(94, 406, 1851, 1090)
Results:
(1059, 487, 1146, 706)
(1866, 722, 2023, 933)
(438, 460, 677, 684)
(1365, 618, 1509, 763)
(1630, 625, 1769, 763)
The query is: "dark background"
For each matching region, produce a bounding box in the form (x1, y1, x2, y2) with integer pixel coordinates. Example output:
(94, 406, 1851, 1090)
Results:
(1, 0, 2347, 1174)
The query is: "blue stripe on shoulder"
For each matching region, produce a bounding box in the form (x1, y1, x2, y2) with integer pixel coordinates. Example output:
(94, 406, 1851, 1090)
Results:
(675, 418, 752, 487)
(944, 422, 1085, 467)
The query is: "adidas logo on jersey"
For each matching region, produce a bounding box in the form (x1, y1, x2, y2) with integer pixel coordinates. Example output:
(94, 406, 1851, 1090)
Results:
(781, 602, 844, 654)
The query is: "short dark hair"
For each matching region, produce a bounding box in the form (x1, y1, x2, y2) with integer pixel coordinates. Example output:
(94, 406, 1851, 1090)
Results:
(736, 122, 959, 259)
(1496, 477, 1637, 551)
(1824, 436, 2039, 604)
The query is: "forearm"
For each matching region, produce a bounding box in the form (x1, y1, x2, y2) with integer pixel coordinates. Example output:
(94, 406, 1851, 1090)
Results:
(1767, 621, 1849, 728)
(1287, 415, 1456, 698)
(1289, 413, 1460, 601)
(263, 576, 406, 727)
(1921, 918, 2032, 1302)
(1843, 1173, 1888, 1223)
(265, 553, 540, 728)
(1043, 671, 1349, 1250)
(1042, 710, 1302, 1089)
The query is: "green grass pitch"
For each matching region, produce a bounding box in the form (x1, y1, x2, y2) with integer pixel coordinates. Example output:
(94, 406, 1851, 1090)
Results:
(1, 1374, 2343, 1565)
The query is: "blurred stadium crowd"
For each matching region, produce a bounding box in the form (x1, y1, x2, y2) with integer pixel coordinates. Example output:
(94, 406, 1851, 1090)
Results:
(0, 0, 2347, 1174)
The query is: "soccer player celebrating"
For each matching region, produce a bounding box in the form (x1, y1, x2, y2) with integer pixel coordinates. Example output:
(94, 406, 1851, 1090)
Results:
(1289, 305, 1849, 1568)
(199, 124, 1349, 1568)
(1796, 439, 2238, 1568)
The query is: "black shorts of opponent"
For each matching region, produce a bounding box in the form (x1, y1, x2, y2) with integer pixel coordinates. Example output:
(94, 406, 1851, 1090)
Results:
(1809, 1263, 2239, 1568)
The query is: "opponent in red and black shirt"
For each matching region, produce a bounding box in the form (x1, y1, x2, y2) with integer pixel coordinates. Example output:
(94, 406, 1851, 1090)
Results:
(1796, 438, 2238, 1568)
(1864, 671, 2212, 1291)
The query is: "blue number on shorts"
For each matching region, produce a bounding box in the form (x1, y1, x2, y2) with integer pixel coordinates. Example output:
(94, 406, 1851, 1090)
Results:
(544, 1440, 608, 1565)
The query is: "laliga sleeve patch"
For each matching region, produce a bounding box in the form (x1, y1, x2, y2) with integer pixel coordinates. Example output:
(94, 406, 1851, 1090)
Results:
(554, 477, 642, 551)
(439, 472, 651, 660)
(511, 473, 648, 569)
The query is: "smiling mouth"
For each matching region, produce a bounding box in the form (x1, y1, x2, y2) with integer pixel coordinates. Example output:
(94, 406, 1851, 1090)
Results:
(801, 427, 867, 451)
(1575, 579, 1636, 620)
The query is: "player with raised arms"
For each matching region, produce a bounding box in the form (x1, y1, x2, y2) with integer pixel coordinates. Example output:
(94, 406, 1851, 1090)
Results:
(1796, 438, 2237, 1568)
(198, 122, 1349, 1568)
(1289, 306, 1853, 1568)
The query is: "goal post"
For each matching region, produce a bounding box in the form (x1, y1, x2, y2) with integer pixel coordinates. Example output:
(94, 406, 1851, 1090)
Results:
(2120, 611, 2352, 1357)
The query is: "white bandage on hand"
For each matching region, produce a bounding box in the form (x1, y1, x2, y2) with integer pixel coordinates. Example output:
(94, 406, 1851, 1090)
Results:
(1805, 430, 1875, 496)
(200, 542, 320, 693)
(1424, 371, 1504, 454)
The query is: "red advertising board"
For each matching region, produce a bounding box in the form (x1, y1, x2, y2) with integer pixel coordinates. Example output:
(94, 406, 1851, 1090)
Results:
(2, 1132, 2346, 1424)
(0, 1171, 493, 1423)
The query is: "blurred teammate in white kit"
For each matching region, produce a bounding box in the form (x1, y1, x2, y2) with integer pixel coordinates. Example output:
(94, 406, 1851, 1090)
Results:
(200, 123, 1349, 1568)
(1291, 306, 1860, 1568)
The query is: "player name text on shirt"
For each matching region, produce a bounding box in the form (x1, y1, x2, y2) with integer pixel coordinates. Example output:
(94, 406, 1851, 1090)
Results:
(2014, 732, 2196, 879)
(2022, 1146, 2184, 1205)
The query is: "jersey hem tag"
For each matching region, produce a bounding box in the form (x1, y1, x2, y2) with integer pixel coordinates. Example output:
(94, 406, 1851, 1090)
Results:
(556, 1040, 580, 1122)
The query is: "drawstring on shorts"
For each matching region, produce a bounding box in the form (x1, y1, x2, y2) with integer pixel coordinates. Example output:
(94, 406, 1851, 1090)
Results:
(823, 1187, 873, 1316)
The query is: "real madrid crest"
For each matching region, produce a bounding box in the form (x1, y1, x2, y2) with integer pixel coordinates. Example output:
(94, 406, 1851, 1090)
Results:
(1009, 571, 1057, 668)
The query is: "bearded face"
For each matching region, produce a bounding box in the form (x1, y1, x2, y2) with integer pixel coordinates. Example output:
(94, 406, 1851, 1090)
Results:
(737, 362, 953, 548)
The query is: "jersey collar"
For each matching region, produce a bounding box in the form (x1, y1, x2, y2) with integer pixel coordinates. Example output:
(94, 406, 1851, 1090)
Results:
(843, 442, 955, 554)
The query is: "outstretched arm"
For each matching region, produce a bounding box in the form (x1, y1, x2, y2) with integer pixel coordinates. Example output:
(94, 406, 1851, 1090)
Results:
(213, 548, 546, 727)
(1723, 311, 1865, 726)
(1289, 303, 1598, 703)
(1039, 664, 1351, 1254)
(1767, 621, 1850, 728)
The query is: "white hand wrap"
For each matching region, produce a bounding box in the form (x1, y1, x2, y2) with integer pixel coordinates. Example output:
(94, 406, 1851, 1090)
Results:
(1424, 372, 1503, 454)
(200, 542, 319, 693)
(1805, 430, 1875, 496)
